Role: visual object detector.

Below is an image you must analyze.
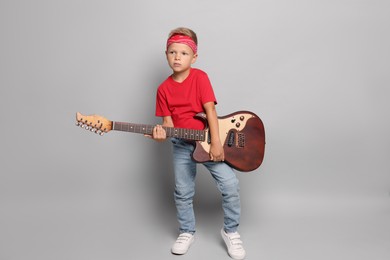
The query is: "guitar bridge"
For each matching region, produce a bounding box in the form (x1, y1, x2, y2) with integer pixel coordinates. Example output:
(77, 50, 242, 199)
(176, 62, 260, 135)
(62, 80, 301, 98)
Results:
(237, 132, 245, 148)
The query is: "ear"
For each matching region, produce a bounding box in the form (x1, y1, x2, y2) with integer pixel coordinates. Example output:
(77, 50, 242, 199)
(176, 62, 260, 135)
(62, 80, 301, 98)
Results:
(165, 51, 169, 61)
(191, 53, 198, 64)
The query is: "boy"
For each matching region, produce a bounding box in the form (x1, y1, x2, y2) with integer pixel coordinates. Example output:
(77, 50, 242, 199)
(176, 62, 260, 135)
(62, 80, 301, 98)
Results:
(150, 27, 246, 260)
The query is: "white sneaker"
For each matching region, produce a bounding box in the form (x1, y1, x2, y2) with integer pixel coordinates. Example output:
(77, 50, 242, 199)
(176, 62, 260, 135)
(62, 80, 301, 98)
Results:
(221, 229, 246, 259)
(171, 233, 195, 255)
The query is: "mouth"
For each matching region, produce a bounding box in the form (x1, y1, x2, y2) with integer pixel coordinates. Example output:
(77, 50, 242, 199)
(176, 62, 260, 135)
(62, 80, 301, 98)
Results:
(173, 63, 181, 67)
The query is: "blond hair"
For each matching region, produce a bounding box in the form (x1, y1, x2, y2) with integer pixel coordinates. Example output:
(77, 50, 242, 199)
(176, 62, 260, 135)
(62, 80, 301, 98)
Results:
(168, 27, 198, 45)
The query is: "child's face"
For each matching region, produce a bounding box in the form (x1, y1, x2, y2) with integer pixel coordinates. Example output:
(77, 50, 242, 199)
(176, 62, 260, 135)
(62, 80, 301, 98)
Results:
(166, 43, 198, 74)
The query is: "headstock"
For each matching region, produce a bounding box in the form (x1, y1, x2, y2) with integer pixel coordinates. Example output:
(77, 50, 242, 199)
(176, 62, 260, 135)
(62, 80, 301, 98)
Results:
(75, 112, 113, 136)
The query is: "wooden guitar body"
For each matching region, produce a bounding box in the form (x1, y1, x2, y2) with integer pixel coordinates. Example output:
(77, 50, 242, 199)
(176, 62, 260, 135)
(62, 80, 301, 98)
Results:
(191, 111, 265, 172)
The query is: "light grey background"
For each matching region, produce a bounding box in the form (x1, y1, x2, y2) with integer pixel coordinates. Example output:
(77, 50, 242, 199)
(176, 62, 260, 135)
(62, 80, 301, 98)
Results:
(1, 0, 389, 259)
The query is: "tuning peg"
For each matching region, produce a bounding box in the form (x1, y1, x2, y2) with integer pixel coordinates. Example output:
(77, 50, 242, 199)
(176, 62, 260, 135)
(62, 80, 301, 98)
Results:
(75, 122, 80, 126)
(90, 128, 96, 133)
(85, 126, 90, 130)
(99, 132, 104, 136)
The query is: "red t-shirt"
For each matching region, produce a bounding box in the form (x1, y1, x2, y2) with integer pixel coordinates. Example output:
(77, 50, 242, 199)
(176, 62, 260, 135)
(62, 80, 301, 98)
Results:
(155, 68, 217, 130)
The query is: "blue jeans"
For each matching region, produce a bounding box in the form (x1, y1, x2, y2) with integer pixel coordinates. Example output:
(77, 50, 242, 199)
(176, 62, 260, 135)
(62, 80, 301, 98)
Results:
(171, 138, 241, 234)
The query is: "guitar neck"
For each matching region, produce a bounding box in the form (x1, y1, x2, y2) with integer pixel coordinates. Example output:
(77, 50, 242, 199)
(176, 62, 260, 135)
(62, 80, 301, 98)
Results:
(113, 121, 206, 141)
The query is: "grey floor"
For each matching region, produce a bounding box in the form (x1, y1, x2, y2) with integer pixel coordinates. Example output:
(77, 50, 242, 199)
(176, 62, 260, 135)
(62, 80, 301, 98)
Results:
(1, 181, 389, 260)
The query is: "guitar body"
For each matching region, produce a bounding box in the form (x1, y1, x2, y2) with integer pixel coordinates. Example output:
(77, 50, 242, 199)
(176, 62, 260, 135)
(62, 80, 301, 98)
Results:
(192, 111, 265, 172)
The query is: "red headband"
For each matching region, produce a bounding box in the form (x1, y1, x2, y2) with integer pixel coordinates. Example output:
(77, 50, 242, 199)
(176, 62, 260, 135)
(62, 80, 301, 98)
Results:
(166, 34, 197, 54)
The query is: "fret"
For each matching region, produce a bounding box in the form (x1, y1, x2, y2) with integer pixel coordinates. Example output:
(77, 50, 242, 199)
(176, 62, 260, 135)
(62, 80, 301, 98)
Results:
(147, 125, 153, 135)
(138, 124, 142, 133)
(168, 127, 173, 137)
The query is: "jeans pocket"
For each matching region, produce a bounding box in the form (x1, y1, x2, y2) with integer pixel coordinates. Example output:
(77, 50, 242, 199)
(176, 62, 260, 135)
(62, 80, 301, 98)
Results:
(171, 137, 179, 144)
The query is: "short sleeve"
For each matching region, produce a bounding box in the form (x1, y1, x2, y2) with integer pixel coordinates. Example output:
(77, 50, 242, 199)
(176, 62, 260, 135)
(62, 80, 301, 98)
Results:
(198, 72, 217, 105)
(155, 87, 171, 116)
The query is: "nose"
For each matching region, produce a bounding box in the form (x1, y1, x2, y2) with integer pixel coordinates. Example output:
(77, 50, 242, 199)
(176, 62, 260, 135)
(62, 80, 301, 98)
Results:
(174, 53, 181, 60)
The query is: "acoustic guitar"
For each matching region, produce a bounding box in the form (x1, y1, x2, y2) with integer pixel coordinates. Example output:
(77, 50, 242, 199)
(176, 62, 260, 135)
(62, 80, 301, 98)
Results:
(76, 111, 265, 172)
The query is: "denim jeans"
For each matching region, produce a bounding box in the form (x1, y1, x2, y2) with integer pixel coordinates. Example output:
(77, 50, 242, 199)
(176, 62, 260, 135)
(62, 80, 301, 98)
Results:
(171, 138, 241, 234)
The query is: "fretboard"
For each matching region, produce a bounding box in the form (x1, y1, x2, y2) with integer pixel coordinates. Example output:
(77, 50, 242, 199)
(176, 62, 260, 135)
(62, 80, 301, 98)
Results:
(113, 122, 206, 141)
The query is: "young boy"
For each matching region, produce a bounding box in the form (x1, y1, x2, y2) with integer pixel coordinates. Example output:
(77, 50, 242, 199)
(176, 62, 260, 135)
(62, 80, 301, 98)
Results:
(150, 27, 246, 260)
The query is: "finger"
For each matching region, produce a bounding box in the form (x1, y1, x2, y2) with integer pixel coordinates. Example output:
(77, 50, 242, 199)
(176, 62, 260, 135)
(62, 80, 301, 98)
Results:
(153, 127, 157, 137)
(154, 126, 161, 136)
(156, 125, 163, 133)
